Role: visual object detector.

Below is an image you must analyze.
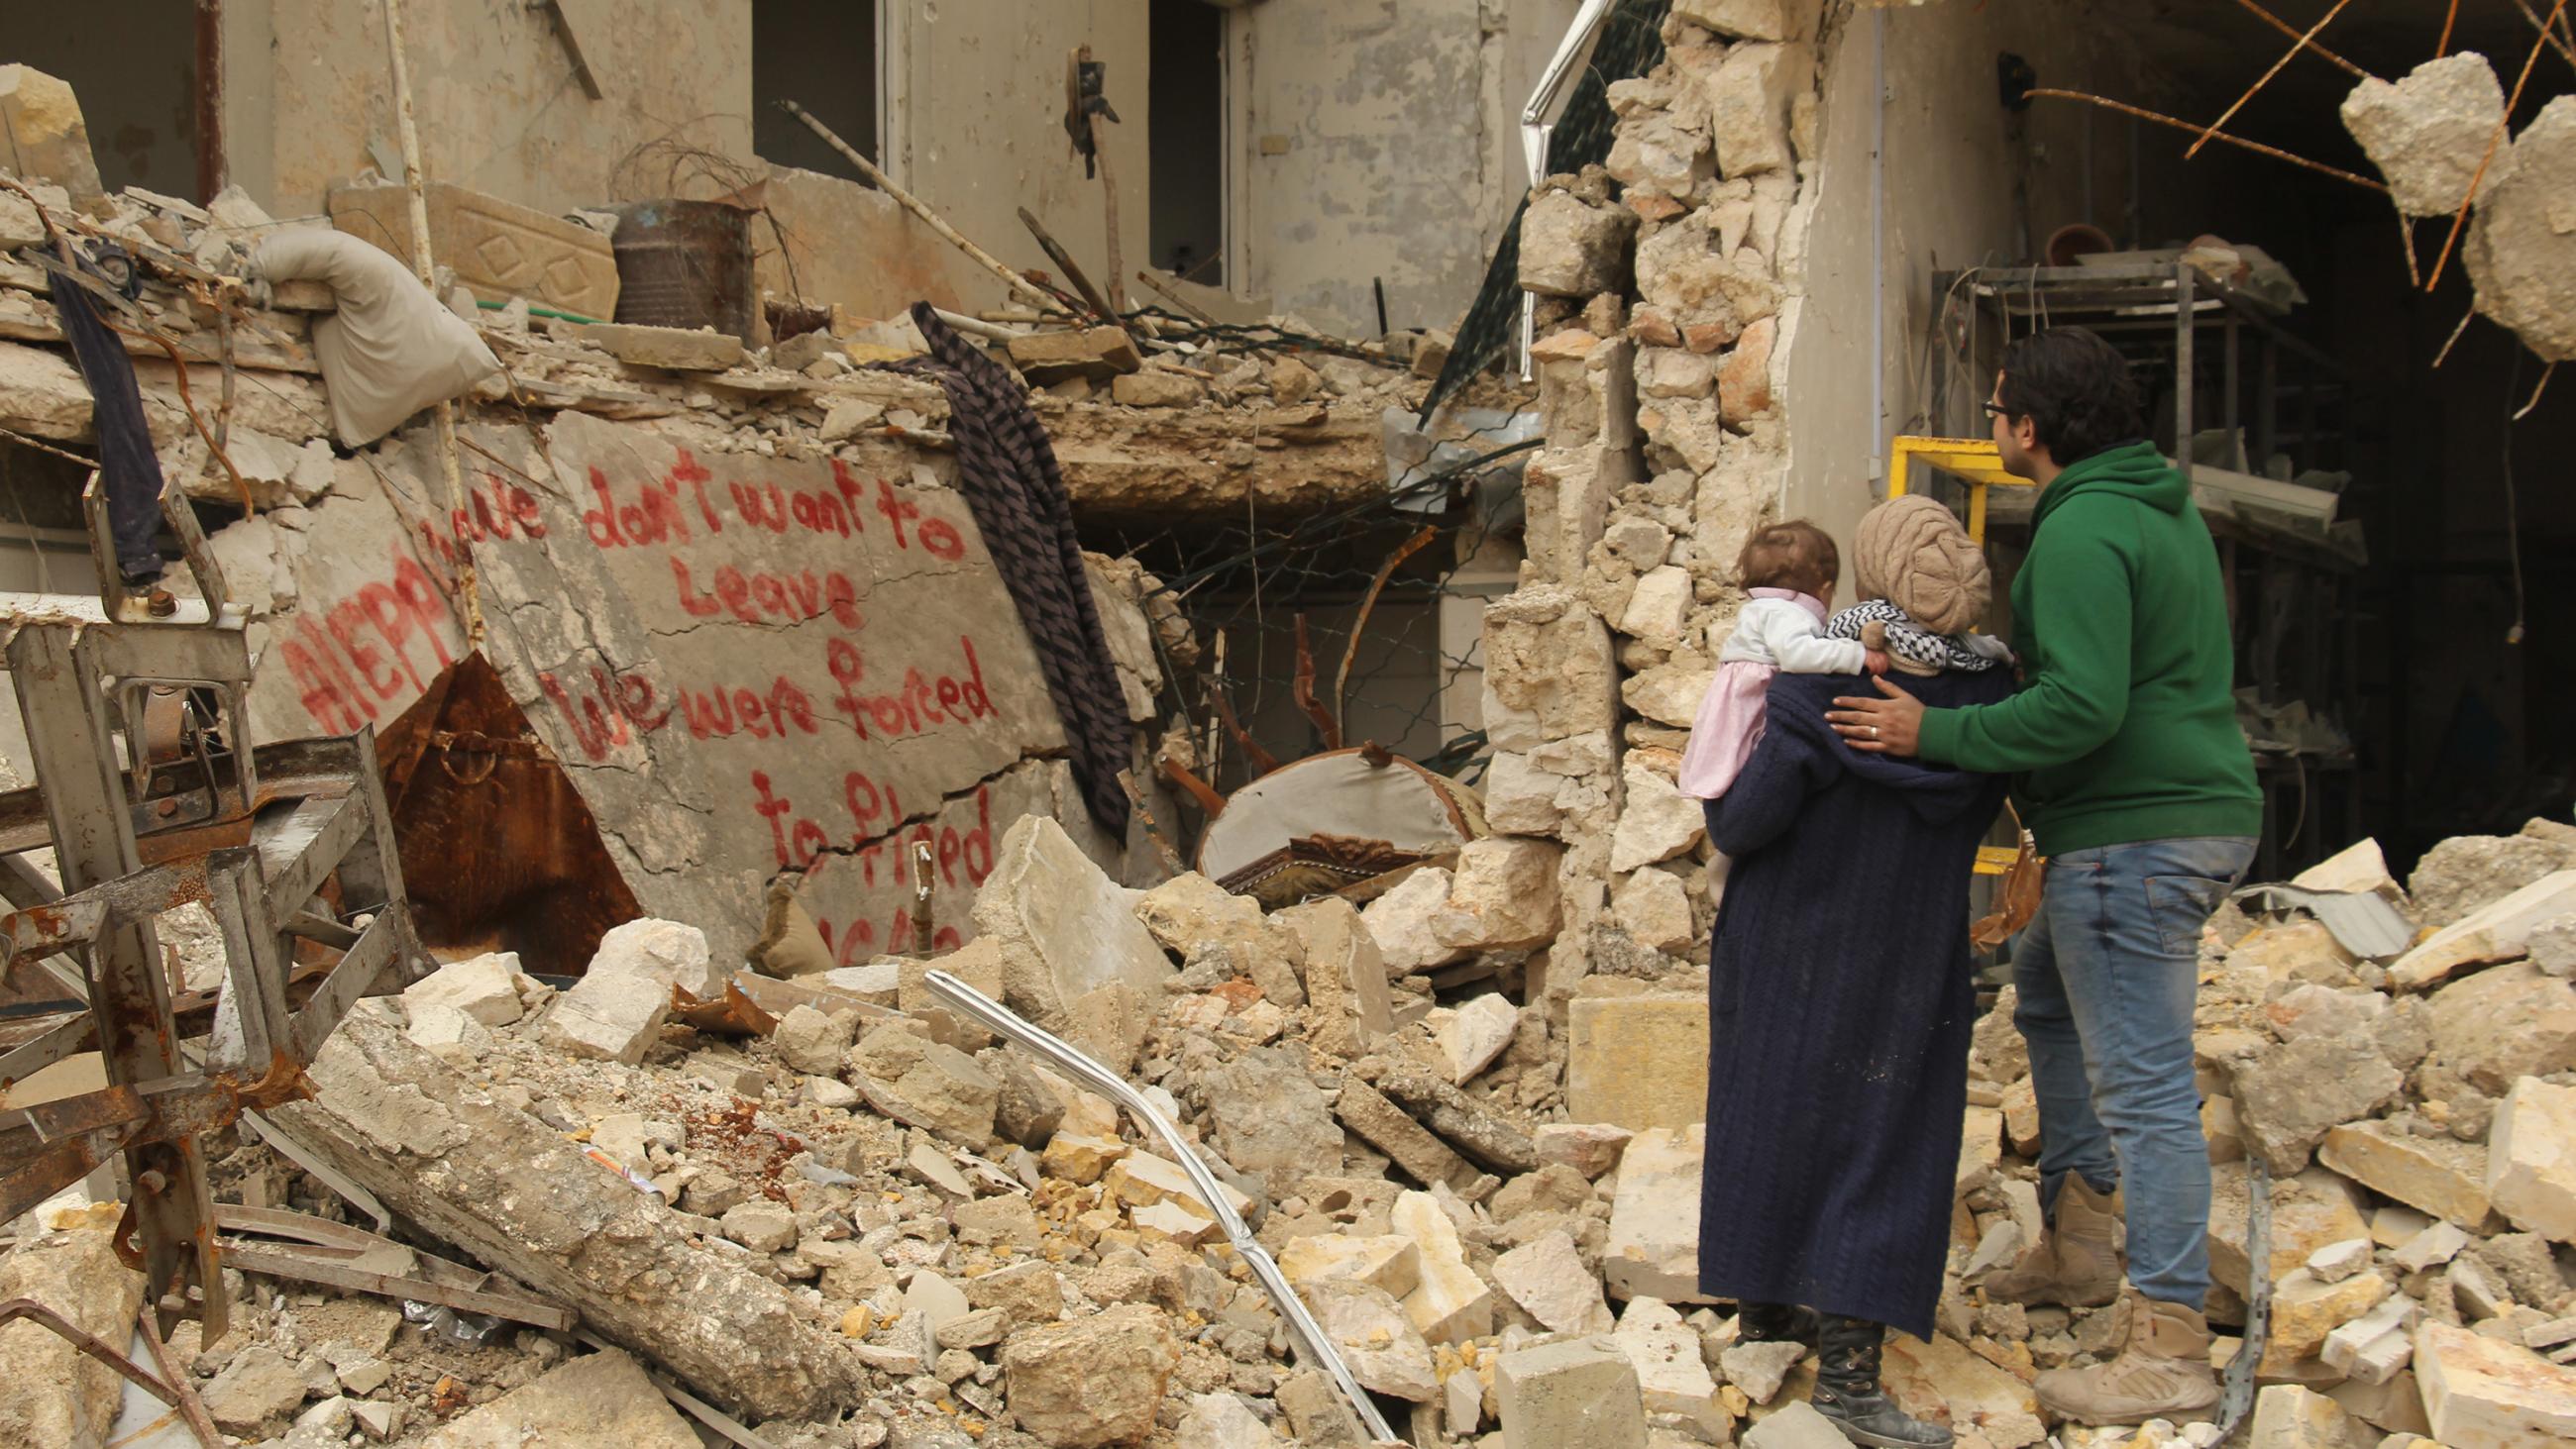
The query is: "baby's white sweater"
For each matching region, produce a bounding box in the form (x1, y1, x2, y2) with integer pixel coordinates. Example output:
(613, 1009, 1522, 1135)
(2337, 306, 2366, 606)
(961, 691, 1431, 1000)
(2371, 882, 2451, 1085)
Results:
(1716, 597, 1869, 673)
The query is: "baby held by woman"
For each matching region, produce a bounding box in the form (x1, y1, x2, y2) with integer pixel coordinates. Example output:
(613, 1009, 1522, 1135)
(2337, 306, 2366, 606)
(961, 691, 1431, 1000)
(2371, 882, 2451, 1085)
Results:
(1679, 500, 2010, 809)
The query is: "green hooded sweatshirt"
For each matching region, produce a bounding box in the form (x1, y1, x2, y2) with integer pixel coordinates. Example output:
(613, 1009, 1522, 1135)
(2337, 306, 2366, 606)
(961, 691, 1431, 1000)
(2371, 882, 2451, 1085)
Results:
(1915, 440, 2260, 855)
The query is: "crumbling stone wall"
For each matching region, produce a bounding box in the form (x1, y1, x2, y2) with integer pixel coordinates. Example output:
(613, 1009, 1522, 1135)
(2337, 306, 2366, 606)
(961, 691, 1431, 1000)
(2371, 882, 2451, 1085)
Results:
(1487, 0, 1825, 990)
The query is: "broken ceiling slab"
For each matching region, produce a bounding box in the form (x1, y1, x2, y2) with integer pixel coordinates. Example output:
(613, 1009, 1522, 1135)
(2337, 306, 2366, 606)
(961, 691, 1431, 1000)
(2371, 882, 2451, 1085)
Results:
(1040, 397, 1390, 523)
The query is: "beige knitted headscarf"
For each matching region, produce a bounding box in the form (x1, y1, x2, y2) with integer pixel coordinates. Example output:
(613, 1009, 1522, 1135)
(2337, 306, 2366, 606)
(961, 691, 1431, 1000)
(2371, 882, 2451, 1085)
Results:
(1853, 495, 1990, 636)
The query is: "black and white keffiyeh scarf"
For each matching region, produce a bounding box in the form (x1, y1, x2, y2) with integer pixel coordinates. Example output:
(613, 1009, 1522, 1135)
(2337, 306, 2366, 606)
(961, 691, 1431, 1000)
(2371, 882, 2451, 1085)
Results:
(1826, 600, 2002, 673)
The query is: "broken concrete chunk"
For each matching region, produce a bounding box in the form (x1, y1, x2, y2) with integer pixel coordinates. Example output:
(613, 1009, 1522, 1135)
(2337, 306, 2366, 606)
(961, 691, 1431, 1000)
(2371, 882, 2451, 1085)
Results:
(1005, 326, 1143, 384)
(202, 1344, 312, 1434)
(0, 65, 106, 209)
(2341, 53, 2508, 217)
(1000, 1301, 1177, 1447)
(2319, 1119, 2502, 1231)
(1308, 1280, 1441, 1401)
(1362, 866, 1470, 974)
(1196, 1044, 1342, 1184)
(589, 918, 721, 997)
(2246, 1383, 2357, 1449)
(1335, 1078, 1474, 1190)
(1709, 44, 1809, 179)
(1495, 1228, 1615, 1335)
(972, 815, 1175, 1058)
(772, 1002, 857, 1077)
(2210, 1162, 2370, 1297)
(1617, 1295, 1720, 1421)
(405, 1000, 495, 1065)
(1277, 896, 1395, 1055)
(1104, 1149, 1253, 1223)
(421, 1349, 697, 1449)
(1393, 1189, 1495, 1344)
(273, 1003, 862, 1419)
(2395, 872, 2576, 988)
(1609, 762, 1706, 872)
(1433, 837, 1565, 951)
(2270, 1269, 2391, 1362)
(2415, 1318, 2576, 1449)
(402, 951, 530, 1027)
(1722, 1337, 1806, 1404)
(1606, 1125, 1709, 1302)
(1279, 1232, 1423, 1299)
(1498, 1335, 1650, 1449)
(1110, 368, 1206, 407)
(2490, 1078, 2576, 1243)
(542, 969, 672, 1065)
(1521, 189, 1639, 298)
(1134, 872, 1305, 1007)
(966, 1260, 1067, 1322)
(2229, 1030, 2403, 1173)
(1568, 993, 1709, 1130)
(1879, 1330, 2047, 1449)
(1745, 1399, 1848, 1449)
(580, 322, 747, 372)
(1537, 1121, 1635, 1180)
(1436, 992, 1521, 1085)
(2428, 962, 2576, 1093)
(0, 1209, 147, 1446)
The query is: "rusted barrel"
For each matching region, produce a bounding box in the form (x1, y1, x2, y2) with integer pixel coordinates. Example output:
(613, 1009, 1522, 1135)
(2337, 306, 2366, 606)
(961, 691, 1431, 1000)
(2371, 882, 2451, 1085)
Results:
(608, 200, 753, 341)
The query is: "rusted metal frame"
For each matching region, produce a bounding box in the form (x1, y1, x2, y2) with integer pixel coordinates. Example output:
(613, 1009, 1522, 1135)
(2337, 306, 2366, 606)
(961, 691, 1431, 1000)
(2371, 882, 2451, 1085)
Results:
(0, 1012, 101, 1095)
(1204, 681, 1280, 778)
(1290, 615, 1341, 750)
(2024, 90, 2387, 192)
(287, 909, 405, 1059)
(2218, 0, 2374, 79)
(2425, 0, 2569, 291)
(0, 1296, 188, 1410)
(136, 1297, 227, 1448)
(0, 734, 362, 858)
(5, 624, 222, 1341)
(1333, 524, 1440, 738)
(194, 0, 226, 203)
(0, 1064, 302, 1224)
(204, 847, 291, 1073)
(2186, 0, 2358, 159)
(259, 792, 369, 927)
(0, 896, 108, 974)
(218, 1243, 577, 1329)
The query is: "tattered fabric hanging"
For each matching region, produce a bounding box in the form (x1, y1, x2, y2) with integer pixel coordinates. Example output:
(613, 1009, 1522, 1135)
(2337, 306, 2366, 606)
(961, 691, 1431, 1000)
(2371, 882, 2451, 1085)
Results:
(889, 303, 1134, 836)
(48, 242, 167, 585)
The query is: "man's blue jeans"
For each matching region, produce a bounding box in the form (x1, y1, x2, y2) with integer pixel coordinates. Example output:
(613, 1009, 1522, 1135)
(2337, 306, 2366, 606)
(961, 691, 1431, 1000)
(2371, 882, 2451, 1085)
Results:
(2012, 835, 2256, 1309)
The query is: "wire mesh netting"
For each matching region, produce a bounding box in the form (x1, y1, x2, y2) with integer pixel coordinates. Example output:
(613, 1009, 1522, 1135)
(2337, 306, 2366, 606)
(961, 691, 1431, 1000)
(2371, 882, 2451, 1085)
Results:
(1083, 429, 1544, 799)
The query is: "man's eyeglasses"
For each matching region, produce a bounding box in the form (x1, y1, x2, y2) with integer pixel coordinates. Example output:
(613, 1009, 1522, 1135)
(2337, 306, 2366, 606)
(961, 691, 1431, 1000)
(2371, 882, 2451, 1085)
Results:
(1983, 402, 2010, 421)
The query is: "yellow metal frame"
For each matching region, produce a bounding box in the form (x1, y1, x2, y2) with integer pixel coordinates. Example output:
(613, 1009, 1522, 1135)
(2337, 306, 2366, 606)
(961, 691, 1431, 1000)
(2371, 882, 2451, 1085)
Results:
(1886, 437, 2036, 877)
(1884, 436, 2037, 546)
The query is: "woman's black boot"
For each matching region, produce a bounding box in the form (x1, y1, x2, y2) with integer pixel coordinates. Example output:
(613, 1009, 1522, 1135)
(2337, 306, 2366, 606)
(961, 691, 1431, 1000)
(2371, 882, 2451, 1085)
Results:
(1737, 1300, 1821, 1350)
(1812, 1314, 1953, 1449)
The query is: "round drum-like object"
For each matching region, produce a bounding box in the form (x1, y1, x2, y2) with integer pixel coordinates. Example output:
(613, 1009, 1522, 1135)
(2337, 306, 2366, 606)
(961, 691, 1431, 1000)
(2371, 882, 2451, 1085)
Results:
(609, 199, 754, 341)
(1196, 749, 1485, 888)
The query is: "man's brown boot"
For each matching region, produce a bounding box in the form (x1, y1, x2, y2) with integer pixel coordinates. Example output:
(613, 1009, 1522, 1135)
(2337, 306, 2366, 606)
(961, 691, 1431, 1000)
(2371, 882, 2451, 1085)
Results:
(1980, 1176, 2121, 1307)
(2034, 1294, 2220, 1427)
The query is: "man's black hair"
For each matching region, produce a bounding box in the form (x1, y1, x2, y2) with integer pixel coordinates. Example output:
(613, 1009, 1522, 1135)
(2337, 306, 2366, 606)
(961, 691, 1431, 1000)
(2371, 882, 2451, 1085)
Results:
(1995, 328, 2145, 467)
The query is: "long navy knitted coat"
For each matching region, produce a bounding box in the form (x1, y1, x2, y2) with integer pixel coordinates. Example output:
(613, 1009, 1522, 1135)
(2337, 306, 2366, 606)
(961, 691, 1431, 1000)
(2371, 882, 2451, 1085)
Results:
(1694, 668, 2011, 1340)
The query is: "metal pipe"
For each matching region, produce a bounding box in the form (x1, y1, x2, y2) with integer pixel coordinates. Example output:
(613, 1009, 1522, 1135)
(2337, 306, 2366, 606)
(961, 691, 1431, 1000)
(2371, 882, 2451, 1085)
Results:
(922, 971, 1404, 1446)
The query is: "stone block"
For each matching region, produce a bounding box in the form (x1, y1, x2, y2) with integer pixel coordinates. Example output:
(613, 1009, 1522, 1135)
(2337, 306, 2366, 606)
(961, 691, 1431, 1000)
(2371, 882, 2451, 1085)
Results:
(851, 1023, 1000, 1147)
(1362, 867, 1469, 974)
(2231, 1031, 2404, 1173)
(1521, 189, 1639, 298)
(402, 952, 529, 1027)
(1495, 1228, 1616, 1335)
(1498, 1336, 1650, 1449)
(1197, 1044, 1342, 1184)
(2320, 1119, 2503, 1230)
(2322, 1294, 2420, 1385)
(1709, 44, 1809, 178)
(1879, 1330, 2047, 1449)
(1606, 1125, 1710, 1302)
(1001, 1302, 1180, 1447)
(2210, 1163, 2369, 1297)
(1393, 1190, 1494, 1345)
(966, 1261, 1066, 1322)
(1610, 762, 1707, 873)
(1436, 993, 1522, 1085)
(2427, 963, 2576, 1092)
(1102, 1150, 1252, 1223)
(1005, 327, 1143, 384)
(1277, 897, 1395, 1054)
(772, 1003, 856, 1077)
(2245, 1384, 2355, 1449)
(1744, 1400, 1848, 1449)
(1620, 565, 1695, 643)
(578, 322, 746, 372)
(1718, 316, 1778, 424)
(330, 179, 618, 317)
(419, 1348, 696, 1448)
(1280, 1233, 1422, 1298)
(972, 815, 1175, 1050)
(542, 970, 671, 1064)
(2392, 870, 2576, 987)
(1724, 1339, 1806, 1404)
(0, 66, 105, 209)
(1136, 873, 1305, 1007)
(0, 1210, 145, 1446)
(2415, 1318, 2576, 1449)
(1433, 838, 1565, 952)
(1617, 1295, 1720, 1418)
(2490, 1078, 2576, 1242)
(1111, 368, 1205, 407)
(1481, 589, 1619, 753)
(1336, 1079, 1473, 1190)
(588, 918, 722, 997)
(1613, 869, 1698, 955)
(406, 1001, 493, 1065)
(2269, 1269, 2391, 1361)
(1570, 994, 1708, 1130)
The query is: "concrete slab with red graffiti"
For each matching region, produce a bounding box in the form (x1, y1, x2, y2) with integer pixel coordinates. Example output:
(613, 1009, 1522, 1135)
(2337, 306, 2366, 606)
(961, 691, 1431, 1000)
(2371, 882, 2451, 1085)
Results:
(196, 408, 1148, 971)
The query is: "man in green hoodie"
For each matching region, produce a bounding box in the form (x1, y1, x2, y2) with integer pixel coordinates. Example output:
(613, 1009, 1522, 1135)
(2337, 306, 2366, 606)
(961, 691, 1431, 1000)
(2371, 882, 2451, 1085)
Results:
(1828, 328, 2260, 1428)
